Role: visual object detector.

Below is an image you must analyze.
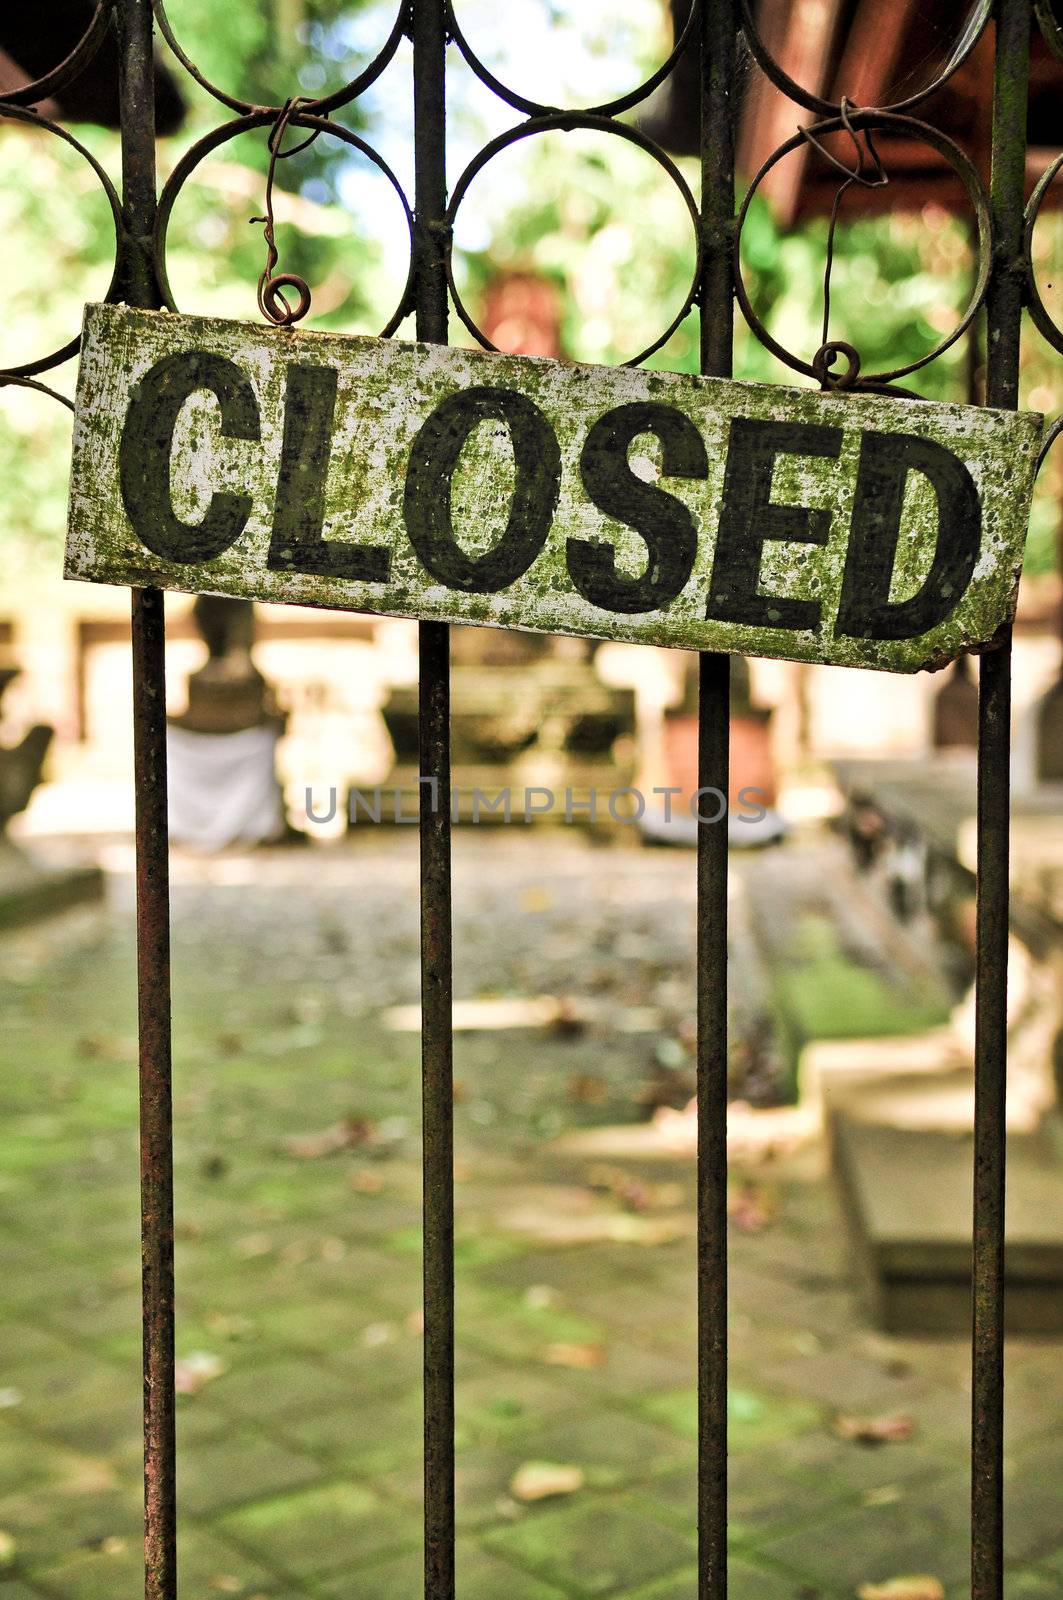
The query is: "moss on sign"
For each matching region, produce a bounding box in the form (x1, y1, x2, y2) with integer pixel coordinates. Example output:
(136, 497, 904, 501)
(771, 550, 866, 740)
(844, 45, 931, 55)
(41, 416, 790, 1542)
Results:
(66, 304, 1041, 673)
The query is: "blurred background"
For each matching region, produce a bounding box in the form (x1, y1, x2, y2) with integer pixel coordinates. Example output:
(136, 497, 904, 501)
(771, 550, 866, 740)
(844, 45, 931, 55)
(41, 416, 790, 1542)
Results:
(0, 2, 1060, 1597)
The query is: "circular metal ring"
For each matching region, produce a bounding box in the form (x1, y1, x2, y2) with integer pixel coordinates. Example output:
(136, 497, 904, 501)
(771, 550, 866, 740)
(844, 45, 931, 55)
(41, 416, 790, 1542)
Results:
(155, 111, 415, 338)
(1035, 0, 1063, 66)
(1023, 150, 1063, 357)
(0, 104, 125, 378)
(0, 0, 112, 109)
(446, 0, 700, 120)
(151, 0, 407, 117)
(445, 114, 702, 367)
(734, 109, 992, 386)
(738, 0, 992, 118)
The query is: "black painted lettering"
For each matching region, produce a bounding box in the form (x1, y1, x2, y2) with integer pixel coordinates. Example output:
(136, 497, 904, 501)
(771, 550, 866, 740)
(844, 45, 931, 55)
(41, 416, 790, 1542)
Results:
(268, 363, 390, 582)
(118, 350, 260, 563)
(569, 402, 707, 614)
(706, 417, 843, 631)
(836, 431, 981, 640)
(403, 387, 561, 593)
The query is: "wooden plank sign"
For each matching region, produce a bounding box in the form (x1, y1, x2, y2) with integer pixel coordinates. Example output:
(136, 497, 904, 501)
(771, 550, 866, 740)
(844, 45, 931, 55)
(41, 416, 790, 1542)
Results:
(66, 303, 1042, 673)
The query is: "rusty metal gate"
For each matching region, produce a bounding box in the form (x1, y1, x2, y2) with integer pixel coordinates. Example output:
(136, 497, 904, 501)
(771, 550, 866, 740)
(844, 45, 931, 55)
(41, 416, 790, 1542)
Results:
(0, 0, 1054, 1595)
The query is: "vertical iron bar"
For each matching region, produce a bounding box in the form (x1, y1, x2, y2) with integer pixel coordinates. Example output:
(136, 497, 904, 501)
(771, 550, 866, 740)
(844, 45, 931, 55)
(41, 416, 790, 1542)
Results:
(697, 3, 737, 1597)
(412, 4, 454, 1597)
(115, 4, 175, 1596)
(973, 4, 1029, 1598)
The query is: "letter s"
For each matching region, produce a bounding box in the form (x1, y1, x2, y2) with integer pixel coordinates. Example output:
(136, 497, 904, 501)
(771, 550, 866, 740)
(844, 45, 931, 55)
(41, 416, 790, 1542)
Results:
(569, 402, 707, 614)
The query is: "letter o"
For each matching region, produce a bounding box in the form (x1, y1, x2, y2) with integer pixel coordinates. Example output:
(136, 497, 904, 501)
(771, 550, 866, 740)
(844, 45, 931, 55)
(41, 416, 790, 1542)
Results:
(403, 387, 561, 593)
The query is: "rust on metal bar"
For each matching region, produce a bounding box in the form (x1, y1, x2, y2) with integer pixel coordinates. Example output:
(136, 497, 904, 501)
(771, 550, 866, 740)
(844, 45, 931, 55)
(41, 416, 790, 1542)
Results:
(972, 3, 1031, 1597)
(412, 2, 456, 1597)
(116, 1, 177, 1595)
(697, 2, 737, 1596)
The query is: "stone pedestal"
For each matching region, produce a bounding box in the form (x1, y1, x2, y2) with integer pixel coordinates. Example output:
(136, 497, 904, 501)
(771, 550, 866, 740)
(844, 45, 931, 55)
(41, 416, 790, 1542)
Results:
(167, 598, 288, 850)
(1035, 670, 1063, 782)
(932, 653, 979, 749)
(0, 663, 103, 926)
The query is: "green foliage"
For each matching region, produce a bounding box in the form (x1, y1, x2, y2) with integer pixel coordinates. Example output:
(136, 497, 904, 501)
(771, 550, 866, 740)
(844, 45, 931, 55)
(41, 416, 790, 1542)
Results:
(0, 2, 1059, 587)
(0, 0, 387, 579)
(455, 138, 1062, 575)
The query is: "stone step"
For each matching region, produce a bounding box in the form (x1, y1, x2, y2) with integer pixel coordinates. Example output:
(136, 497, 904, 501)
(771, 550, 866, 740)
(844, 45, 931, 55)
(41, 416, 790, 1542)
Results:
(832, 1110, 1063, 1335)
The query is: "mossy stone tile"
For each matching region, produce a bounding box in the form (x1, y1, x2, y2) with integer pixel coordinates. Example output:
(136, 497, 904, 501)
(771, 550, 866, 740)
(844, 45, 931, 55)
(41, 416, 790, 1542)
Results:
(0, 1481, 142, 1570)
(177, 1427, 323, 1518)
(635, 1386, 821, 1452)
(0, 1427, 63, 1498)
(0, 1322, 76, 1375)
(620, 1559, 797, 1599)
(178, 1526, 290, 1597)
(208, 1354, 360, 1425)
(506, 1411, 695, 1492)
(483, 1495, 696, 1598)
(759, 1497, 968, 1594)
(1003, 1572, 1063, 1599)
(244, 1294, 401, 1351)
(28, 1525, 285, 1600)
(314, 1541, 570, 1598)
(456, 1367, 583, 1444)
(217, 1480, 417, 1579)
(276, 1383, 427, 1474)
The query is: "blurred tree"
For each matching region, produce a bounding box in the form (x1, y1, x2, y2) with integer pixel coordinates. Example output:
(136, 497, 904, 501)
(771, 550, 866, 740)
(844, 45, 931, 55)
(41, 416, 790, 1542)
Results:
(0, 0, 392, 581)
(0, 0, 1058, 584)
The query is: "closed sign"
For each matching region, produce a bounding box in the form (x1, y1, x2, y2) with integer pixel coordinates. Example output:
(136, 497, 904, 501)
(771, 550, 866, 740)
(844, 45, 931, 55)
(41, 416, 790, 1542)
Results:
(66, 304, 1041, 673)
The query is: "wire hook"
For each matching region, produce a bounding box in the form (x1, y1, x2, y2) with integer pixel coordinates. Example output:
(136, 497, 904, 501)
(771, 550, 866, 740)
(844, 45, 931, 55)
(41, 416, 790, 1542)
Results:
(799, 98, 890, 387)
(250, 97, 318, 326)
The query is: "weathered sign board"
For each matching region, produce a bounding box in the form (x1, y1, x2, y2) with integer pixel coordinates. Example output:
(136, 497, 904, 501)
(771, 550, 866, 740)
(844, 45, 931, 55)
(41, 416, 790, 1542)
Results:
(66, 303, 1042, 673)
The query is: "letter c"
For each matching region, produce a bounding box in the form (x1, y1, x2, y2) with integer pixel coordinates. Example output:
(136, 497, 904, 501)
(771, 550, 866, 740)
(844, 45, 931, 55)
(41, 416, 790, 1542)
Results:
(119, 351, 261, 564)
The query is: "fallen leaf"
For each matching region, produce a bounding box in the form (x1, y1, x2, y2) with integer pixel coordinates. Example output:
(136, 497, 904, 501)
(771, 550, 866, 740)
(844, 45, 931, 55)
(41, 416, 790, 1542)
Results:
(510, 1461, 584, 1502)
(543, 1342, 606, 1370)
(586, 1164, 683, 1213)
(349, 1168, 384, 1195)
(524, 1285, 557, 1310)
(518, 886, 554, 913)
(76, 1033, 137, 1062)
(362, 1322, 396, 1348)
(856, 1580, 944, 1600)
(727, 1179, 779, 1234)
(283, 1115, 375, 1159)
(834, 1413, 916, 1445)
(174, 1352, 225, 1396)
(0, 1531, 14, 1568)
(567, 1073, 607, 1104)
(234, 1233, 273, 1259)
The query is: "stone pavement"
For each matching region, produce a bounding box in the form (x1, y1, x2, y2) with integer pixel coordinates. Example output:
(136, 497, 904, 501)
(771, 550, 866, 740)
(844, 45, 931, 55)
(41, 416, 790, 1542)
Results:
(0, 833, 1058, 1598)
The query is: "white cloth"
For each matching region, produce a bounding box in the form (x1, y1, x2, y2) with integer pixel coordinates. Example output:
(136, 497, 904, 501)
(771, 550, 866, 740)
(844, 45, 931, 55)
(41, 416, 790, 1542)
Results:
(166, 724, 285, 851)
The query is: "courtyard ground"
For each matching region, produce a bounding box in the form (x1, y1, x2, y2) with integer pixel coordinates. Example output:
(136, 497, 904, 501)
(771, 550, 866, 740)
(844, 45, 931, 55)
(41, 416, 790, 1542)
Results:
(0, 832, 1059, 1599)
